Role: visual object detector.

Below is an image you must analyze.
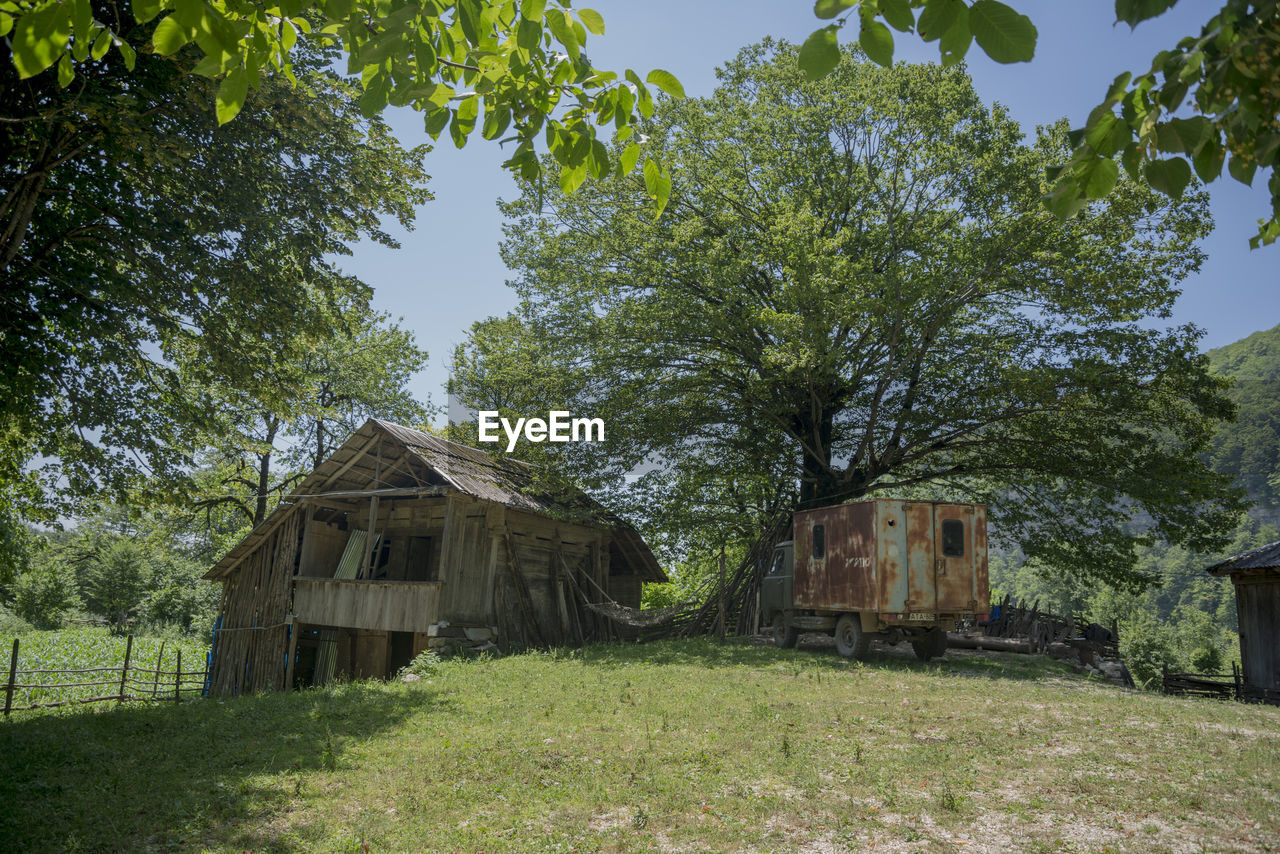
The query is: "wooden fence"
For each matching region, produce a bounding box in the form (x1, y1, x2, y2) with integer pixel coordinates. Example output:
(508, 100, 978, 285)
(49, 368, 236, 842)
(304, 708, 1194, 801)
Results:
(1162, 663, 1244, 700)
(3, 636, 208, 716)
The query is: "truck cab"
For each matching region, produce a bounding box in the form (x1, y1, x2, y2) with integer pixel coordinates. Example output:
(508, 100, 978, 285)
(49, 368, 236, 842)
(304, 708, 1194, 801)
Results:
(761, 499, 989, 661)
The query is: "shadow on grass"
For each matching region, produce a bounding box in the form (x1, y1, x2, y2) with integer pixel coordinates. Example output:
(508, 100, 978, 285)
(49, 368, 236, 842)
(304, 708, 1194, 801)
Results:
(575, 634, 1087, 685)
(0, 681, 452, 854)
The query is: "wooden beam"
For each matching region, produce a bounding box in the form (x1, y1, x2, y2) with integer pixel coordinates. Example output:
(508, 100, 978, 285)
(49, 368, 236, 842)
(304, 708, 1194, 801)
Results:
(294, 486, 451, 502)
(315, 430, 382, 492)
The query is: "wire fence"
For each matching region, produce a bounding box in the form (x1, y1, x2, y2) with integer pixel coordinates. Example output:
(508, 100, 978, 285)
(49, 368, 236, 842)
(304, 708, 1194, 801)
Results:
(3, 636, 207, 716)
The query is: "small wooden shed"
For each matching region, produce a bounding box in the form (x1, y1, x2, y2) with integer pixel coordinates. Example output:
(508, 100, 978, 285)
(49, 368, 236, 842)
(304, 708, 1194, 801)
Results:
(204, 419, 665, 696)
(1206, 541, 1280, 704)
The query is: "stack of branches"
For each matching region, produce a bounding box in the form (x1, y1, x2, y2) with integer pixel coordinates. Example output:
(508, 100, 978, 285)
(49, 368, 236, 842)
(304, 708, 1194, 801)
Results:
(579, 511, 793, 641)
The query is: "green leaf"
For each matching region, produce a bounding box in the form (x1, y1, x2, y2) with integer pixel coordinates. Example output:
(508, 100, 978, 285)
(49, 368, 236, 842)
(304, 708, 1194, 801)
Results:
(56, 51, 74, 87)
(152, 16, 191, 55)
(71, 0, 92, 60)
(859, 16, 894, 67)
(482, 102, 511, 140)
(90, 27, 111, 60)
(424, 108, 450, 138)
(133, 0, 163, 24)
(917, 0, 963, 42)
(545, 8, 579, 62)
(578, 8, 604, 35)
(799, 26, 840, 81)
(814, 0, 857, 19)
(1155, 117, 1211, 155)
(1084, 158, 1119, 198)
(1144, 156, 1191, 197)
(517, 16, 541, 49)
(968, 0, 1036, 63)
(1114, 0, 1177, 28)
(1192, 138, 1224, 182)
(560, 162, 588, 194)
(115, 36, 135, 69)
(11, 2, 72, 78)
(521, 0, 546, 20)
(879, 0, 915, 32)
(619, 141, 641, 176)
(938, 8, 970, 66)
(216, 67, 248, 125)
(646, 69, 684, 99)
(1227, 154, 1257, 186)
(643, 157, 671, 217)
(588, 138, 610, 179)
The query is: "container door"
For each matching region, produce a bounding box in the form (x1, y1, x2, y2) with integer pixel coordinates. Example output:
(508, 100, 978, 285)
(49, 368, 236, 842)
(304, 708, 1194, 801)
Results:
(904, 502, 936, 617)
(933, 504, 976, 613)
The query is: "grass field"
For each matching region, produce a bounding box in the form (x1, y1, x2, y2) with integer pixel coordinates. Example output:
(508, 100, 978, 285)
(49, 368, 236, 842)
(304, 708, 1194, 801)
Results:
(2, 635, 1278, 853)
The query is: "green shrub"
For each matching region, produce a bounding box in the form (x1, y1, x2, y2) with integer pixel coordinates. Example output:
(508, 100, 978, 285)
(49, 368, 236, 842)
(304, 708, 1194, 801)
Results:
(12, 560, 80, 629)
(1120, 614, 1180, 690)
(0, 602, 32, 634)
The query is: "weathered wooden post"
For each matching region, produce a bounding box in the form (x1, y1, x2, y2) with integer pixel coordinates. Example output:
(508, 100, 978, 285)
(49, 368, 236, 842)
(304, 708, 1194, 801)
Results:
(151, 640, 166, 698)
(4, 638, 18, 717)
(118, 634, 133, 704)
(284, 616, 299, 691)
(717, 545, 727, 642)
(175, 649, 182, 703)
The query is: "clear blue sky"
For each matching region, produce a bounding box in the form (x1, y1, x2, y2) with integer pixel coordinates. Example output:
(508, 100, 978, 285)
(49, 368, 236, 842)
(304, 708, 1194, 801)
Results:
(337, 1, 1280, 418)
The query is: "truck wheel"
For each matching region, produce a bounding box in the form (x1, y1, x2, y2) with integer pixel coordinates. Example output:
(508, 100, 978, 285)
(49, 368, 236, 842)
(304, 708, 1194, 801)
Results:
(771, 613, 799, 649)
(834, 614, 869, 660)
(912, 628, 947, 661)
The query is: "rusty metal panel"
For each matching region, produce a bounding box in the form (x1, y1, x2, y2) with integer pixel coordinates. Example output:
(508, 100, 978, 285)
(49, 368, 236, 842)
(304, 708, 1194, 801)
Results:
(876, 500, 908, 615)
(904, 502, 936, 615)
(973, 505, 989, 614)
(793, 502, 877, 611)
(933, 503, 975, 612)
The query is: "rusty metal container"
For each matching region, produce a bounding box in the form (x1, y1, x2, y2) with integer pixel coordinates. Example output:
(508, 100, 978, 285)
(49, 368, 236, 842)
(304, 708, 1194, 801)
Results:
(792, 499, 988, 623)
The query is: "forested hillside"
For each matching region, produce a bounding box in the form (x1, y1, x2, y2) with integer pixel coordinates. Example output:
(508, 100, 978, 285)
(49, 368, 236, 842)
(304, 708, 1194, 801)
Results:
(1205, 323, 1280, 509)
(991, 323, 1280, 683)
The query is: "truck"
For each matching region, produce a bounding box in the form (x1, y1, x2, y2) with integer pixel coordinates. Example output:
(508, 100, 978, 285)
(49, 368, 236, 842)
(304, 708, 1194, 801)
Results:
(760, 499, 989, 661)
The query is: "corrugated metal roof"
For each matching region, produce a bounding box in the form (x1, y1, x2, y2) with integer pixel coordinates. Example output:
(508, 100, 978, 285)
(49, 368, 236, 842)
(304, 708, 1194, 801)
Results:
(205, 418, 664, 581)
(1206, 539, 1280, 575)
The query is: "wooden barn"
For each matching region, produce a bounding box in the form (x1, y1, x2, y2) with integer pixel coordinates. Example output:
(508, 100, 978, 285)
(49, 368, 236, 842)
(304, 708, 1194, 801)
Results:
(204, 419, 665, 696)
(1207, 541, 1280, 705)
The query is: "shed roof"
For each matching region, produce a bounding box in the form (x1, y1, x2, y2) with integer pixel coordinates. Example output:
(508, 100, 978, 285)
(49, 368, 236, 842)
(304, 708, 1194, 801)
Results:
(205, 418, 665, 581)
(1205, 539, 1280, 576)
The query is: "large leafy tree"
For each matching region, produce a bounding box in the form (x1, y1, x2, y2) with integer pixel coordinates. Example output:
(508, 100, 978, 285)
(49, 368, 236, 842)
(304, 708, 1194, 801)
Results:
(2, 10, 429, 518)
(801, 0, 1280, 246)
(180, 298, 432, 526)
(452, 42, 1244, 591)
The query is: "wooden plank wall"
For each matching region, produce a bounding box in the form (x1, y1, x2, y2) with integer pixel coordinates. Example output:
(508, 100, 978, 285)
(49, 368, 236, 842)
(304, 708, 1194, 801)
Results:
(209, 509, 302, 695)
(1236, 575, 1280, 695)
(293, 579, 441, 633)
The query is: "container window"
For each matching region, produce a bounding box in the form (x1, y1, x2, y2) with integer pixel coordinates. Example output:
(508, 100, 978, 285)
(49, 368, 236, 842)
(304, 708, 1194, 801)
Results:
(813, 524, 826, 560)
(942, 519, 965, 557)
(770, 550, 786, 575)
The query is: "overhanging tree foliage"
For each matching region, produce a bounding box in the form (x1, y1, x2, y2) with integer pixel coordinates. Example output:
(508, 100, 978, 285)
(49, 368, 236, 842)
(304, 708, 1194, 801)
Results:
(801, 0, 1280, 247)
(452, 42, 1245, 591)
(2, 0, 682, 209)
(2, 14, 429, 517)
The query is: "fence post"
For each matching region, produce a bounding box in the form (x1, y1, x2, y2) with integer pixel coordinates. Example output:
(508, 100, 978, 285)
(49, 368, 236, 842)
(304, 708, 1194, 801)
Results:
(284, 616, 299, 692)
(175, 649, 181, 704)
(118, 634, 133, 704)
(4, 638, 17, 717)
(151, 640, 166, 699)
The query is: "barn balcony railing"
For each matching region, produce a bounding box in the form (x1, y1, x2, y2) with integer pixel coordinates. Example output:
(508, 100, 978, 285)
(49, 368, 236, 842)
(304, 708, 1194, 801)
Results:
(292, 578, 441, 633)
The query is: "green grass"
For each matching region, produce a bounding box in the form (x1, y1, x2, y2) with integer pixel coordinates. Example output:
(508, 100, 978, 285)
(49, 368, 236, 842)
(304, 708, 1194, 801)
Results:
(1, 626, 210, 710)
(2, 636, 1278, 852)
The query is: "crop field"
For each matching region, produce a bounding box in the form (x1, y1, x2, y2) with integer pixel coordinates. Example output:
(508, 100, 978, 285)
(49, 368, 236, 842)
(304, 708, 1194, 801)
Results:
(1, 626, 210, 710)
(2, 636, 1278, 853)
